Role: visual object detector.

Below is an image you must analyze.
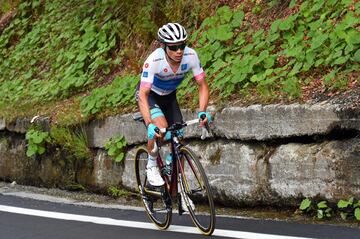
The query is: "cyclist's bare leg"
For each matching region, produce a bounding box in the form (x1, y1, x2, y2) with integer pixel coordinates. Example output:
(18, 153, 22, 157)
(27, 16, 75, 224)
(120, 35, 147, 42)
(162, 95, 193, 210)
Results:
(147, 115, 168, 157)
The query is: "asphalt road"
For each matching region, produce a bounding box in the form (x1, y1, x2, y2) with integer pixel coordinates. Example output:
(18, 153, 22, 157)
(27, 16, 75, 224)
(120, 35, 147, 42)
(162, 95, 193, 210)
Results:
(0, 194, 360, 239)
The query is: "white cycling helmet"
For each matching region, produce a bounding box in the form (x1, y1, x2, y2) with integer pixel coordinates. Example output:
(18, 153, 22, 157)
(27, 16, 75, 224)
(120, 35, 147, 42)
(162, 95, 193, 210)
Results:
(157, 23, 187, 44)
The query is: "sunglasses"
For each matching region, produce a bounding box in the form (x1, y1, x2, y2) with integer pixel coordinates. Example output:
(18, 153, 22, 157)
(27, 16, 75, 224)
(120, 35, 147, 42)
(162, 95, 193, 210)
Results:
(167, 43, 186, 51)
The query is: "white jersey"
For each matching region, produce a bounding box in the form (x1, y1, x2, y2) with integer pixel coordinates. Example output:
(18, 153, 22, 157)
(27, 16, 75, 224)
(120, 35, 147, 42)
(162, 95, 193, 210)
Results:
(140, 47, 205, 95)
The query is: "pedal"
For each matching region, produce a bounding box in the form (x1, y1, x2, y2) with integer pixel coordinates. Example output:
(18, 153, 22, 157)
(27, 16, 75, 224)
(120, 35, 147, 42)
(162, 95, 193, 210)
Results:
(160, 187, 172, 211)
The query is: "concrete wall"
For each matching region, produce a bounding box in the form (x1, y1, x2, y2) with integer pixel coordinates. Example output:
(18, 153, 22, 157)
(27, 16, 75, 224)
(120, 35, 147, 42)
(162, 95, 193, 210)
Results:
(0, 102, 359, 206)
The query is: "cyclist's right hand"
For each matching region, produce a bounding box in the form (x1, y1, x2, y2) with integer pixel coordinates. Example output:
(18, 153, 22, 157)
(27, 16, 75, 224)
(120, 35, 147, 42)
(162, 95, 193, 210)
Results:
(147, 123, 160, 140)
(198, 111, 212, 126)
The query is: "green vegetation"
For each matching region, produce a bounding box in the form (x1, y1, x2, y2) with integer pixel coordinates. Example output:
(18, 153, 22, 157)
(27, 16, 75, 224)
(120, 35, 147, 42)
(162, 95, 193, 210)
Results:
(104, 135, 127, 163)
(299, 197, 360, 221)
(25, 125, 92, 160)
(187, 1, 359, 103)
(50, 126, 92, 160)
(25, 128, 51, 157)
(0, 0, 19, 15)
(107, 185, 132, 198)
(0, 0, 359, 125)
(65, 183, 86, 191)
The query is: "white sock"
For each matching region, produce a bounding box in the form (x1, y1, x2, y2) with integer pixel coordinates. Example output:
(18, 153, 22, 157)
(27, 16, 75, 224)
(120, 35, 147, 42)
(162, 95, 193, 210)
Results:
(147, 154, 158, 169)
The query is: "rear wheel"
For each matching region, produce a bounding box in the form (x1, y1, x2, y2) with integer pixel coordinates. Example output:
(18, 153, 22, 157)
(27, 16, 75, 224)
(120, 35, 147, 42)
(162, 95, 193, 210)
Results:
(178, 146, 216, 235)
(134, 147, 172, 229)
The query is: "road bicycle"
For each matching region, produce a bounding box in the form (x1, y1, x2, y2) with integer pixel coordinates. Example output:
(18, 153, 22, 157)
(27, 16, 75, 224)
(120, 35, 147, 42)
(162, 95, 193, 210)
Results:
(133, 113, 216, 235)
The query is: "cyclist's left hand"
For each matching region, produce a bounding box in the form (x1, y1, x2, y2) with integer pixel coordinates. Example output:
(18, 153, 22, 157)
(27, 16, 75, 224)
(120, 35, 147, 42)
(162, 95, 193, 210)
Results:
(198, 111, 212, 126)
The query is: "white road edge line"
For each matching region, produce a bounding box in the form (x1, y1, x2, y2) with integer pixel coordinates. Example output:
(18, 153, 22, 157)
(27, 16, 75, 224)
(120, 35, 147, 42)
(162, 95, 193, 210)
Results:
(0, 205, 316, 239)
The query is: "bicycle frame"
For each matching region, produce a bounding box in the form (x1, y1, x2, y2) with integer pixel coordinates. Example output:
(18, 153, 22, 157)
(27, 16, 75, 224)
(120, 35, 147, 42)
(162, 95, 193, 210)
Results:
(151, 131, 182, 198)
(145, 127, 199, 200)
(134, 114, 208, 200)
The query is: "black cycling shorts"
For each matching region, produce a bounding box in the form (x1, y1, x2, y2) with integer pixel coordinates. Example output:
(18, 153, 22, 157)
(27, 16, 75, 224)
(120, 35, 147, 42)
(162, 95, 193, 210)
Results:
(135, 84, 183, 126)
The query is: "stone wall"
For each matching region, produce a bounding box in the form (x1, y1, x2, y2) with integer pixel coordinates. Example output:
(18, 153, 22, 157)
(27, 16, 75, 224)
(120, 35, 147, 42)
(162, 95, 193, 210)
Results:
(0, 103, 359, 206)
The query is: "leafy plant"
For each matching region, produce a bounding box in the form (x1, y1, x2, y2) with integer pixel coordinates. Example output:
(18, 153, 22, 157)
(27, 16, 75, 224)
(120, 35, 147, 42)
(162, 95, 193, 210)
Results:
(25, 129, 51, 157)
(299, 197, 360, 221)
(104, 136, 127, 163)
(299, 198, 312, 213)
(1, 0, 359, 122)
(80, 75, 138, 116)
(316, 201, 332, 219)
(337, 197, 360, 221)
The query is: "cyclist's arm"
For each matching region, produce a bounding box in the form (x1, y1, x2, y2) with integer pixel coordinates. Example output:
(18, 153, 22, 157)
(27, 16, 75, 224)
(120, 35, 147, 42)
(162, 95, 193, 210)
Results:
(196, 75, 209, 112)
(138, 86, 152, 127)
(189, 49, 209, 112)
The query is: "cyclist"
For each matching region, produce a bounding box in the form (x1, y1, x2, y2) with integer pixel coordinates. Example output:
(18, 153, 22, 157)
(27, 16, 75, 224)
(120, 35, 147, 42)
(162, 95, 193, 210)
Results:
(136, 23, 212, 195)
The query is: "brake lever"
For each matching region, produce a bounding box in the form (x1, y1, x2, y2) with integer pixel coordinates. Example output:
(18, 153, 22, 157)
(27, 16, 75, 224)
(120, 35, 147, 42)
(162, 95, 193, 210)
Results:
(151, 127, 161, 153)
(200, 114, 210, 140)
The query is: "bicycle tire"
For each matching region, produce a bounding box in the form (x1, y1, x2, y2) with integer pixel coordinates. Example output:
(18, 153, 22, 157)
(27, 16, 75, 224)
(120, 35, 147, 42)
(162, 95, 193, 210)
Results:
(134, 146, 172, 229)
(178, 146, 216, 235)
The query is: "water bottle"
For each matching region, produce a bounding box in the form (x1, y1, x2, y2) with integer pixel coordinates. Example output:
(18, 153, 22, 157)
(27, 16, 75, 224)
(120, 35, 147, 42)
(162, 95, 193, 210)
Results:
(165, 153, 172, 176)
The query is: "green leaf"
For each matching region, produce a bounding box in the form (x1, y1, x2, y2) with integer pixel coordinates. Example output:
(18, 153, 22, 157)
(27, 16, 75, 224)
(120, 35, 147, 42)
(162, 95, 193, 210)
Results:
(76, 51, 88, 62)
(38, 146, 46, 155)
(311, 33, 328, 49)
(333, 56, 349, 65)
(115, 153, 125, 163)
(116, 141, 125, 148)
(340, 212, 348, 220)
(257, 50, 269, 63)
(26, 144, 38, 157)
(217, 6, 232, 24)
(315, 58, 324, 67)
(99, 30, 107, 43)
(310, 1, 324, 13)
(268, 33, 280, 42)
(324, 68, 339, 83)
(325, 208, 332, 217)
(289, 62, 303, 76)
(279, 17, 294, 31)
(32, 133, 44, 144)
(317, 201, 328, 209)
(270, 19, 281, 34)
(338, 199, 351, 208)
(347, 29, 360, 45)
(355, 208, 360, 221)
(108, 147, 117, 156)
(317, 209, 324, 219)
(215, 25, 233, 41)
(231, 10, 244, 28)
(264, 56, 275, 69)
(241, 44, 254, 53)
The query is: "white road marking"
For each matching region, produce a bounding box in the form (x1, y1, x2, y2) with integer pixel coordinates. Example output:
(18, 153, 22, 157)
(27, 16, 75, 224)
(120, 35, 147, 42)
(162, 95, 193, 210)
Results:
(0, 205, 316, 239)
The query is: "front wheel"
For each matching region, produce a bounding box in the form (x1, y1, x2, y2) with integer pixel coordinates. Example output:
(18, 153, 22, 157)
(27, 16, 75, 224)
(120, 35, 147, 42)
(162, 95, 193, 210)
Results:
(134, 146, 172, 229)
(178, 146, 216, 235)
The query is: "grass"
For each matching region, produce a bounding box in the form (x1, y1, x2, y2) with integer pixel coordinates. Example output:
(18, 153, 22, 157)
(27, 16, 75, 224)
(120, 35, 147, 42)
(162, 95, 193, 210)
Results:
(50, 126, 92, 160)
